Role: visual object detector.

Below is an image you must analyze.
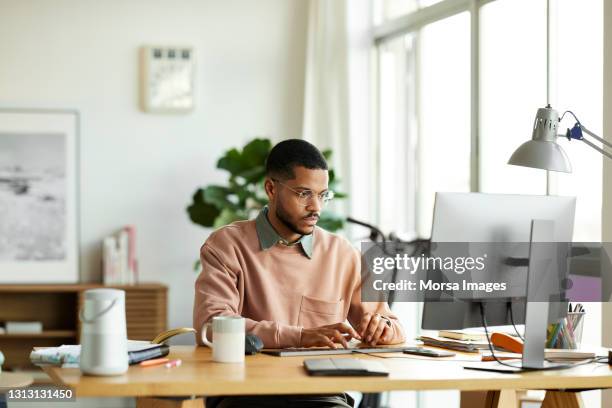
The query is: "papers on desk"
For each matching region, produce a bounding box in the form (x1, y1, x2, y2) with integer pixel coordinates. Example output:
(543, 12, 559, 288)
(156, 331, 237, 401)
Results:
(30, 345, 81, 366)
(30, 341, 164, 367)
(418, 335, 489, 353)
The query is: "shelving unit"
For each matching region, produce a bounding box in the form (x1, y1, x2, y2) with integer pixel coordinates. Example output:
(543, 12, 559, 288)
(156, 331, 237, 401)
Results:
(0, 283, 167, 371)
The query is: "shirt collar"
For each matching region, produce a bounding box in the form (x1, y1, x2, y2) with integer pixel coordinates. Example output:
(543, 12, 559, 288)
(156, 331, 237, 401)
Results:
(255, 206, 313, 258)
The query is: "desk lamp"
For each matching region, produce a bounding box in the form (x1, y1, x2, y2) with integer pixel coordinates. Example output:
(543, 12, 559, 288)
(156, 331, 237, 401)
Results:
(508, 104, 612, 171)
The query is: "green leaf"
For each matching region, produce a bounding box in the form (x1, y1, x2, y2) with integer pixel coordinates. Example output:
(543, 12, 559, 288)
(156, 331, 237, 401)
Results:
(187, 199, 221, 227)
(203, 185, 236, 210)
(236, 165, 266, 184)
(242, 138, 272, 167)
(217, 148, 249, 175)
(322, 149, 332, 161)
(213, 208, 246, 229)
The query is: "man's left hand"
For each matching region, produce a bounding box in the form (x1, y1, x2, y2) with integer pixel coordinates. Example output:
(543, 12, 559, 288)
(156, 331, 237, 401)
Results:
(358, 312, 393, 346)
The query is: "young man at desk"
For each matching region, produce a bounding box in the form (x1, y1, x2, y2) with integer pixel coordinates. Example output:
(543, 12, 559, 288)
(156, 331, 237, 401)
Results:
(194, 139, 405, 408)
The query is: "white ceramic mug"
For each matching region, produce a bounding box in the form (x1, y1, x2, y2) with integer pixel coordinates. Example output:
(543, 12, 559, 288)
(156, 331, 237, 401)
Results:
(201, 316, 245, 363)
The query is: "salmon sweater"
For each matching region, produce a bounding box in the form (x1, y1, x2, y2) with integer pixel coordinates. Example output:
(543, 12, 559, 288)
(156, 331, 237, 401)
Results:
(193, 218, 405, 348)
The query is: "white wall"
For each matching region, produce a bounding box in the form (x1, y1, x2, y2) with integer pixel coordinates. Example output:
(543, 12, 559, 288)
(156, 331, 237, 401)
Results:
(0, 0, 308, 339)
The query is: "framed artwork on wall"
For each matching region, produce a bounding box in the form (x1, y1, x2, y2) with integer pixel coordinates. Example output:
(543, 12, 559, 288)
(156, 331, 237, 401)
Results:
(0, 109, 79, 283)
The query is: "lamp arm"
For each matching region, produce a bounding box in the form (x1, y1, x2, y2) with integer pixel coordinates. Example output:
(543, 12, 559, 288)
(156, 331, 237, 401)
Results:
(579, 125, 612, 150)
(580, 137, 612, 161)
(559, 120, 612, 161)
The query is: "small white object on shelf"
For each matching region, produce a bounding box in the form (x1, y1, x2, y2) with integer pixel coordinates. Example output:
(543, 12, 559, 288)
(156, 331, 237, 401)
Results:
(6, 321, 43, 334)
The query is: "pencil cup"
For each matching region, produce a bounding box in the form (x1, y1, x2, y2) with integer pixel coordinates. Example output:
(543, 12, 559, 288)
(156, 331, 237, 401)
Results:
(546, 311, 585, 349)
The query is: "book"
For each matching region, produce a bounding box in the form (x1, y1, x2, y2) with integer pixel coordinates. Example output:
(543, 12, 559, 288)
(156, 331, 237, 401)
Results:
(102, 225, 139, 285)
(438, 330, 487, 341)
(127, 343, 169, 365)
(418, 335, 489, 353)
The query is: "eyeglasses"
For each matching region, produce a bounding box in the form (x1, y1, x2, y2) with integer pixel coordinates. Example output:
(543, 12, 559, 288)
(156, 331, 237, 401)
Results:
(272, 179, 335, 206)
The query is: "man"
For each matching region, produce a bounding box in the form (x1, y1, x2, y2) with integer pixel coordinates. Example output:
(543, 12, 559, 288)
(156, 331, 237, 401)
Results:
(194, 139, 404, 408)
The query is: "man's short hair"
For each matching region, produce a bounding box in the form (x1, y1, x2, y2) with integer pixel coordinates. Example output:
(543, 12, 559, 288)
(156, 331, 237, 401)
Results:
(265, 139, 328, 180)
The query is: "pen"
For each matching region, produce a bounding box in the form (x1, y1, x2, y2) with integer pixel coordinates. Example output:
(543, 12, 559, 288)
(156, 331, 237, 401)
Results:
(165, 359, 182, 368)
(140, 358, 170, 367)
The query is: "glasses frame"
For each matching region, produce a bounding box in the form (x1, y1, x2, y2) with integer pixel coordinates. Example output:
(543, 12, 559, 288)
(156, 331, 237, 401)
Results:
(271, 178, 334, 207)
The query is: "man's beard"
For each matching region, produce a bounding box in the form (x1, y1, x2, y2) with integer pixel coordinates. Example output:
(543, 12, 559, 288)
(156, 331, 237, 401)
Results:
(275, 203, 318, 236)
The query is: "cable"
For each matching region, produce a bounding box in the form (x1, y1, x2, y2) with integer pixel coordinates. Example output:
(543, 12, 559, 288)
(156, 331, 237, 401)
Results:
(480, 302, 523, 369)
(560, 110, 582, 125)
(482, 303, 601, 371)
(507, 301, 525, 341)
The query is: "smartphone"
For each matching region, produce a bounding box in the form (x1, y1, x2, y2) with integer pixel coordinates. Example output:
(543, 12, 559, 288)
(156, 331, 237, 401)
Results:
(403, 347, 455, 357)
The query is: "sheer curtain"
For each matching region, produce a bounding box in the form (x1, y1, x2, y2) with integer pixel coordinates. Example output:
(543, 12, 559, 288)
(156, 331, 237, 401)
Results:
(302, 0, 374, 231)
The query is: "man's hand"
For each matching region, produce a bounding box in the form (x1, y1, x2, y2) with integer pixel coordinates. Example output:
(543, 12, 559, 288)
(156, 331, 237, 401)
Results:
(358, 312, 393, 346)
(300, 323, 361, 349)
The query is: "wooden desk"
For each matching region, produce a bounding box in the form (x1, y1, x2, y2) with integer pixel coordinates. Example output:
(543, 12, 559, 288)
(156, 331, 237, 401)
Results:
(0, 372, 33, 389)
(41, 346, 612, 408)
(0, 372, 33, 408)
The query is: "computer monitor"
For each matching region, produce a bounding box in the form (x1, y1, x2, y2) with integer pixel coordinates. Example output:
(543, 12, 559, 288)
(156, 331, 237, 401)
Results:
(421, 192, 576, 330)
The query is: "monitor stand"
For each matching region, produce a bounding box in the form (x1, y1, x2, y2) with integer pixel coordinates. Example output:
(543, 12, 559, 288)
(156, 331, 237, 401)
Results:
(465, 220, 572, 373)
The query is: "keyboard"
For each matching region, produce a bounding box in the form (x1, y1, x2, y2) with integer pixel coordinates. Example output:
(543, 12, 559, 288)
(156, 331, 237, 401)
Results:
(262, 346, 408, 357)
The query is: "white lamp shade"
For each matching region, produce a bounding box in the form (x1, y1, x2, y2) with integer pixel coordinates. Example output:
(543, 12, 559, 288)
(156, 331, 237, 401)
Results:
(508, 139, 572, 173)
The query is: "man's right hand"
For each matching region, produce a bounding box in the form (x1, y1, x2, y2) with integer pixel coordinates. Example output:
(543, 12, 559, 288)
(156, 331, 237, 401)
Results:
(299, 323, 361, 349)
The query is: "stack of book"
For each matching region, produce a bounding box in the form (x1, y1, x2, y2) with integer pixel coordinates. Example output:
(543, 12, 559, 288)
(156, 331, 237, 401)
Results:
(102, 225, 138, 285)
(418, 333, 490, 353)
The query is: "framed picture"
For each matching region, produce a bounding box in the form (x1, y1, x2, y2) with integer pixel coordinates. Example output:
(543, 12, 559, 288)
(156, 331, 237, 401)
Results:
(0, 109, 79, 283)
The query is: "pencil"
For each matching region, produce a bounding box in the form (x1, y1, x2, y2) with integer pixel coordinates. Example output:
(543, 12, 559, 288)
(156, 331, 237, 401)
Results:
(140, 358, 170, 367)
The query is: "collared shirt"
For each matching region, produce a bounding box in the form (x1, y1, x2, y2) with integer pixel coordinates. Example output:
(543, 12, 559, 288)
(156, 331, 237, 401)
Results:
(255, 206, 313, 258)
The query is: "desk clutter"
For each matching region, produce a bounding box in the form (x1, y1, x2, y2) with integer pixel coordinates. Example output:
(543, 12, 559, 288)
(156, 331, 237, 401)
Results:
(29, 327, 196, 368)
(418, 325, 597, 361)
(30, 341, 170, 367)
(546, 304, 586, 349)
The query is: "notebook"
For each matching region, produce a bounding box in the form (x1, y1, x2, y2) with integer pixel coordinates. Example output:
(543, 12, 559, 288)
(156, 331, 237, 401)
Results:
(304, 358, 389, 376)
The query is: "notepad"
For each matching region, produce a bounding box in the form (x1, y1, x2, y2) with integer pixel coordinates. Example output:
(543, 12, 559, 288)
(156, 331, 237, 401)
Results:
(303, 358, 389, 376)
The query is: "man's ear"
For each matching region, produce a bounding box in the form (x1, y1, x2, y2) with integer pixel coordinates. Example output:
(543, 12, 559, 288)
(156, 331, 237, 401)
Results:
(264, 178, 275, 200)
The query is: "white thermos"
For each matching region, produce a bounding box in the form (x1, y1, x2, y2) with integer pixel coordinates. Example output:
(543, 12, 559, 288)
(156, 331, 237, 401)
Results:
(79, 289, 128, 376)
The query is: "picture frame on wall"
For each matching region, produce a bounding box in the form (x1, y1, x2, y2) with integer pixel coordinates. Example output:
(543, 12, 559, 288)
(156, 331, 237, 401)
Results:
(0, 109, 79, 283)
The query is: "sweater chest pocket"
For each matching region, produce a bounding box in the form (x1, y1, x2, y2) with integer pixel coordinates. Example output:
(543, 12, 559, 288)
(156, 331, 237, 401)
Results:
(297, 295, 344, 328)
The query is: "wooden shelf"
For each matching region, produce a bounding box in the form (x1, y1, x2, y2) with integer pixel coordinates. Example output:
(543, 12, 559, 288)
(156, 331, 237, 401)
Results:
(0, 330, 76, 338)
(0, 283, 167, 370)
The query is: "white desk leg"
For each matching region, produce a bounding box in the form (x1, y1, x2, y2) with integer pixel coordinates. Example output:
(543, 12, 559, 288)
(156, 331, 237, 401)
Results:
(541, 391, 584, 408)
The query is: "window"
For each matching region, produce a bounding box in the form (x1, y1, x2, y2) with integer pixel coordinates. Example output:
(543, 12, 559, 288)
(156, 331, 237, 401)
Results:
(479, 0, 547, 195)
(371, 0, 603, 406)
(417, 12, 470, 236)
